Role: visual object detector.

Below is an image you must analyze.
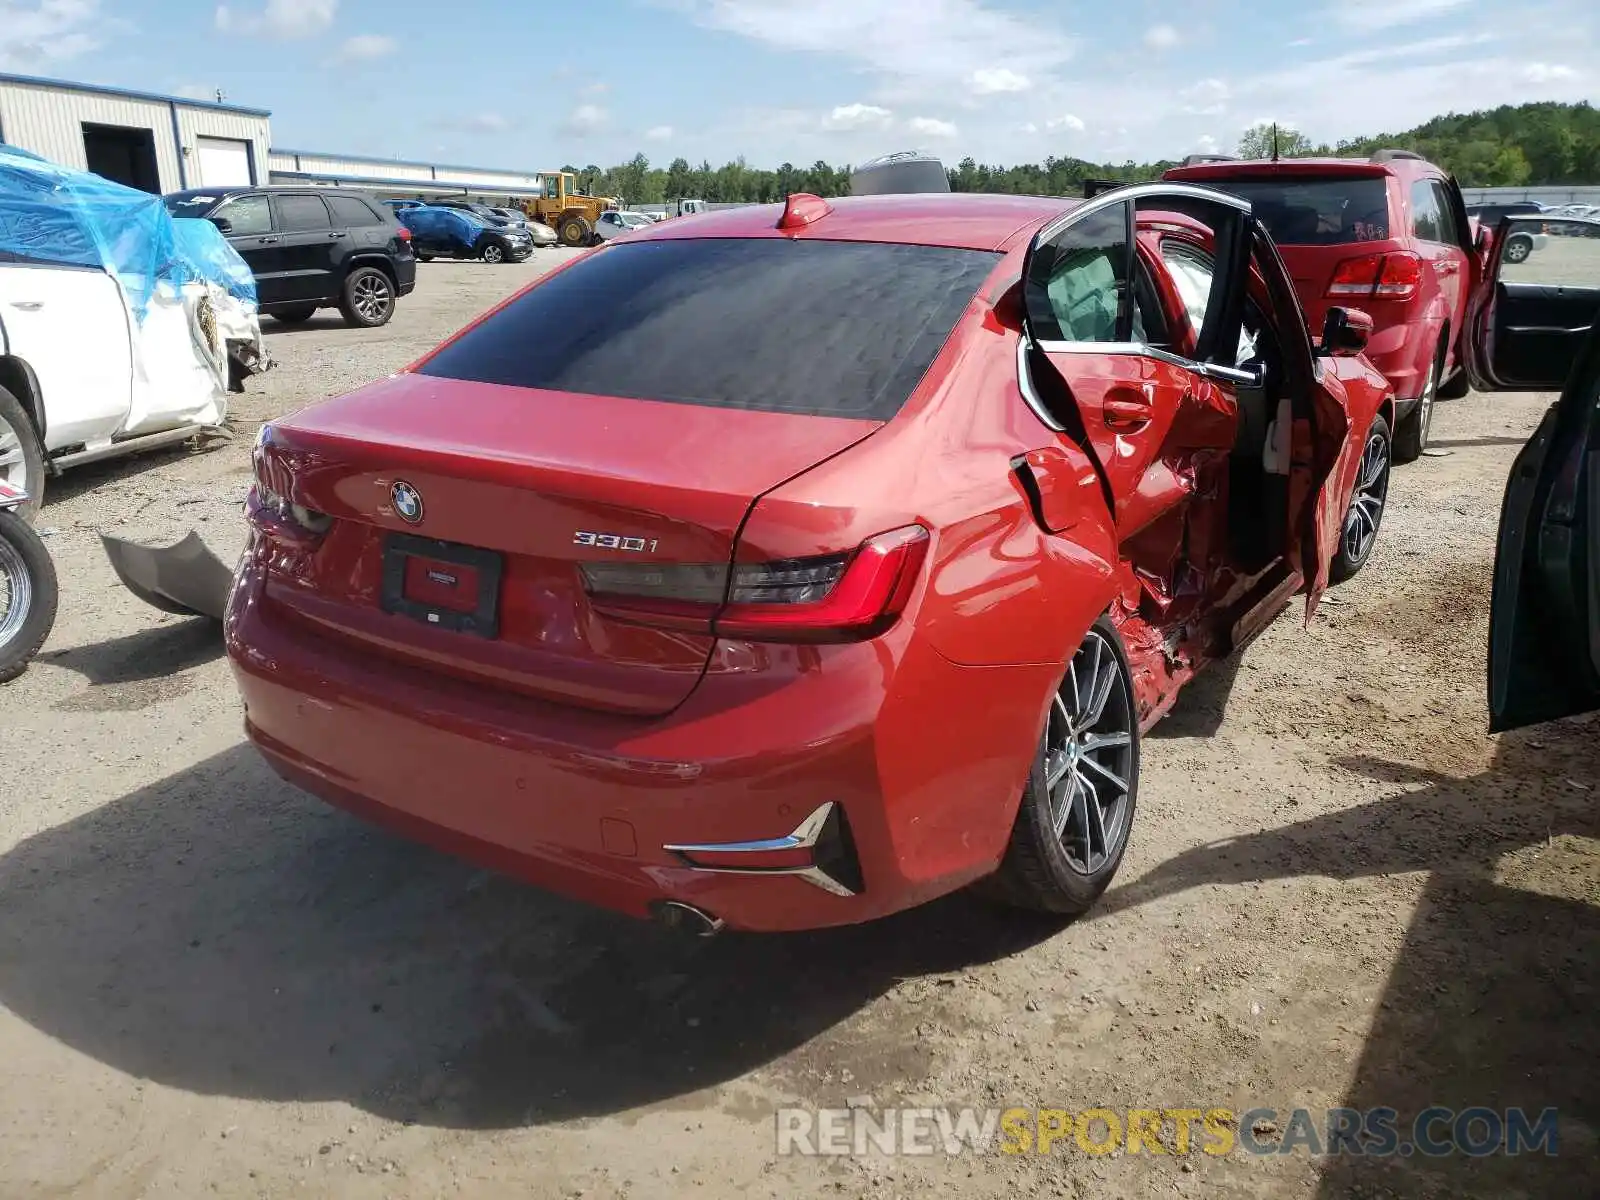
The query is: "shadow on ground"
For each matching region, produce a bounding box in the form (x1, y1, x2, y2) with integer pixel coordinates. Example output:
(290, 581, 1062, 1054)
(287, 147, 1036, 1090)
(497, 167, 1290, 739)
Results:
(0, 745, 1060, 1130)
(1099, 717, 1599, 1196)
(38, 617, 223, 685)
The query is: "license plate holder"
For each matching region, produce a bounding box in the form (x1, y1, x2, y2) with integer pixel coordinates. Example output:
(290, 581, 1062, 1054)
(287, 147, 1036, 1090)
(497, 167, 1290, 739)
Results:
(381, 532, 502, 639)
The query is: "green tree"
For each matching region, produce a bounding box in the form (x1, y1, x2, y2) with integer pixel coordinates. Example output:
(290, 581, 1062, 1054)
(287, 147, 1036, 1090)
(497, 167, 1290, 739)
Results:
(1237, 123, 1316, 159)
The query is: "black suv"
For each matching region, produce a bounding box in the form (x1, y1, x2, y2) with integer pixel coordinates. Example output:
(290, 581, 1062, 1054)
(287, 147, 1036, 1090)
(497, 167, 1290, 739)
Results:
(164, 187, 417, 328)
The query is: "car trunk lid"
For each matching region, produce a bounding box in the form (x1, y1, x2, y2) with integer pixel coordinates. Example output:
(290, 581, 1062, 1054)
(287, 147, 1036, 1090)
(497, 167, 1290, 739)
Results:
(257, 372, 880, 715)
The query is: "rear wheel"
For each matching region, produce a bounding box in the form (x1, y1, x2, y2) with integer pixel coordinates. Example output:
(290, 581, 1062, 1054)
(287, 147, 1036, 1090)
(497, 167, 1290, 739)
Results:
(1504, 234, 1533, 264)
(270, 305, 317, 325)
(984, 616, 1140, 915)
(481, 241, 506, 264)
(1394, 341, 1442, 464)
(1437, 367, 1471, 400)
(0, 387, 44, 520)
(1331, 414, 1391, 583)
(338, 267, 395, 327)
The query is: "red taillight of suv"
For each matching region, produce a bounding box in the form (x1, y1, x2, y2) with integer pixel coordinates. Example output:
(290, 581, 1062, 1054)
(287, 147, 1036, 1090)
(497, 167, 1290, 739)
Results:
(1326, 251, 1422, 301)
(581, 525, 931, 643)
(396, 225, 412, 242)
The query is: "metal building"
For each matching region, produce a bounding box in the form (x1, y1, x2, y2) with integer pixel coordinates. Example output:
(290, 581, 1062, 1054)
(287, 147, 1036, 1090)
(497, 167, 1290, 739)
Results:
(268, 148, 552, 202)
(0, 73, 271, 194)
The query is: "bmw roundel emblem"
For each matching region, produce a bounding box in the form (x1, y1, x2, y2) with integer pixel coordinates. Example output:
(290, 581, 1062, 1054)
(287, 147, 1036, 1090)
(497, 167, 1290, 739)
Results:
(390, 480, 424, 524)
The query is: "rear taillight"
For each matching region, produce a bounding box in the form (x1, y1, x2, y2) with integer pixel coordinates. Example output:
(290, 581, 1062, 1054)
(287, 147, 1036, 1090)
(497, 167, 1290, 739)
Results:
(247, 424, 332, 541)
(580, 525, 930, 643)
(396, 225, 412, 241)
(1326, 251, 1421, 301)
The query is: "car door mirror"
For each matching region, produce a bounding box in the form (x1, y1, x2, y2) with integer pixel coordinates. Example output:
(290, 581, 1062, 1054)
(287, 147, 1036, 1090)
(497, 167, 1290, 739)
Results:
(1318, 306, 1372, 357)
(208, 216, 233, 234)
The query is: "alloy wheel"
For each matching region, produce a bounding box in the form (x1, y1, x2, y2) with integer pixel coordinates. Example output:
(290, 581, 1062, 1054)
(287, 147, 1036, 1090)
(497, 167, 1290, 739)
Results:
(0, 413, 30, 497)
(0, 526, 33, 652)
(353, 274, 392, 323)
(1343, 427, 1390, 564)
(1045, 630, 1135, 876)
(483, 244, 504, 263)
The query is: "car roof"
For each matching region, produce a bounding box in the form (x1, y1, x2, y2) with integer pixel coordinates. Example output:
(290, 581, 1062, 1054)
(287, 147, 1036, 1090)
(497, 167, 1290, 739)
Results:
(629, 192, 1080, 252)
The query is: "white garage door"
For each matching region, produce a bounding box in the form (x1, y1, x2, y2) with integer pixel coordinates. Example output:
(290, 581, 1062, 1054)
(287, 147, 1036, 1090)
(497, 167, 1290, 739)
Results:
(195, 137, 253, 188)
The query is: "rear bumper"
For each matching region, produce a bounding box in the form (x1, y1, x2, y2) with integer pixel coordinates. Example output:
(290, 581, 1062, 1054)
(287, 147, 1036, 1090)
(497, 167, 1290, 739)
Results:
(225, 550, 1050, 931)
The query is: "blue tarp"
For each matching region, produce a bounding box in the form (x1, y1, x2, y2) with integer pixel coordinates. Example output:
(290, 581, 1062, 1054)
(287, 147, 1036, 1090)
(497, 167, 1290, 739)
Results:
(0, 144, 256, 319)
(399, 205, 484, 251)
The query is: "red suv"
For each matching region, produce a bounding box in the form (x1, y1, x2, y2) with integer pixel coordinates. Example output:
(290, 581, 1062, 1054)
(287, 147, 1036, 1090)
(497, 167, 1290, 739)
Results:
(1165, 150, 1478, 462)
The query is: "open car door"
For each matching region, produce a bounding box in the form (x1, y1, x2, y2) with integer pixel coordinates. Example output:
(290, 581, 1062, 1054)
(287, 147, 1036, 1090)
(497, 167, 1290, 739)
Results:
(1464, 215, 1600, 393)
(1488, 322, 1600, 732)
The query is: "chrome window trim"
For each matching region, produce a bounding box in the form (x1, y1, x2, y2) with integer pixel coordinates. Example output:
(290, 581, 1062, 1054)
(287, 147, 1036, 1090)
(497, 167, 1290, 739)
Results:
(1034, 181, 1253, 246)
(1029, 337, 1266, 388)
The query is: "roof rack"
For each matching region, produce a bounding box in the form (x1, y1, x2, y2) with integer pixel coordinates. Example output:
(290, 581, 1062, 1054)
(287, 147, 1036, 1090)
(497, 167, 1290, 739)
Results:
(1181, 153, 1235, 167)
(1370, 148, 1425, 163)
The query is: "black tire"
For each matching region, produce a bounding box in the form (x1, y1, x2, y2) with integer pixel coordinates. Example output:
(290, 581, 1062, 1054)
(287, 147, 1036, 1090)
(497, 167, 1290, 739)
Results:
(270, 305, 317, 325)
(1330, 413, 1391, 584)
(558, 215, 592, 247)
(338, 266, 395, 328)
(1437, 368, 1471, 400)
(481, 241, 507, 264)
(982, 615, 1140, 915)
(415, 251, 434, 263)
(0, 385, 45, 521)
(1393, 341, 1443, 464)
(1504, 235, 1533, 264)
(0, 507, 59, 683)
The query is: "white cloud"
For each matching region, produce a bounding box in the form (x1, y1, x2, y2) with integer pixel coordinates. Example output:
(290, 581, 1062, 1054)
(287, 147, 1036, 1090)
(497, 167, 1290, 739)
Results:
(1288, 36, 1313, 47)
(823, 102, 893, 131)
(582, 81, 611, 96)
(645, 124, 674, 141)
(335, 33, 395, 60)
(907, 115, 958, 138)
(216, 0, 336, 39)
(1193, 134, 1221, 155)
(1020, 121, 1038, 135)
(1045, 113, 1085, 132)
(675, 0, 1072, 100)
(1523, 62, 1579, 83)
(1145, 24, 1179, 50)
(970, 66, 1031, 94)
(439, 112, 510, 133)
(1333, 0, 1467, 31)
(561, 104, 608, 135)
(0, 0, 101, 67)
(1181, 77, 1231, 116)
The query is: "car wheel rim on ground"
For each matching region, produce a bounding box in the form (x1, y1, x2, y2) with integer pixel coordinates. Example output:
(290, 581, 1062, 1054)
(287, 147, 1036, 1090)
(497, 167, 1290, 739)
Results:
(353, 275, 392, 323)
(484, 246, 503, 263)
(1046, 630, 1135, 876)
(1344, 426, 1391, 564)
(0, 414, 30, 497)
(0, 529, 33, 653)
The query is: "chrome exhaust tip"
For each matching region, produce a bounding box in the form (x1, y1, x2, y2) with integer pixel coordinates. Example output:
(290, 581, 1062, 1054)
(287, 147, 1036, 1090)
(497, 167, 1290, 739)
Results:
(652, 900, 725, 938)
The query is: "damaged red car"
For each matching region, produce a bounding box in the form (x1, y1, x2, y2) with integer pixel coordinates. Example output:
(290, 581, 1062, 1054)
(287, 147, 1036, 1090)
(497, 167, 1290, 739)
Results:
(225, 183, 1393, 933)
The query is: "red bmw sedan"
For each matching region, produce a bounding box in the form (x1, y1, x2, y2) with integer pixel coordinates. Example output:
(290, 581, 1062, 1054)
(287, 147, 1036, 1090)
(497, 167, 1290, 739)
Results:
(226, 183, 1396, 933)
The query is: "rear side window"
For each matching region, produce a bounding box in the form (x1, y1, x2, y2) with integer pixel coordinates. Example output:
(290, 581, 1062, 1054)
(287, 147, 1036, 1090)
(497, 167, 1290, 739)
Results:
(327, 195, 383, 227)
(418, 238, 999, 419)
(277, 194, 331, 231)
(1409, 181, 1443, 242)
(1200, 178, 1390, 245)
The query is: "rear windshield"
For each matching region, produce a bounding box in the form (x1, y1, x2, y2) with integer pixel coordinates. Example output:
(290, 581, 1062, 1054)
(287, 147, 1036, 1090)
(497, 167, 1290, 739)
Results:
(1200, 177, 1390, 245)
(418, 238, 999, 419)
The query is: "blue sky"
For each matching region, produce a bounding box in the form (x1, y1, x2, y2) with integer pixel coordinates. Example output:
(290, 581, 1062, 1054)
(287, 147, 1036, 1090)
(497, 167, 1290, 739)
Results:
(1, 0, 1595, 170)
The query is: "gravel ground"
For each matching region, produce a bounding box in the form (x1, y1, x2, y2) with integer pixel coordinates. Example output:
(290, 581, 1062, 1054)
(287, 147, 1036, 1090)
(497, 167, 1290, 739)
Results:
(0, 254, 1594, 1199)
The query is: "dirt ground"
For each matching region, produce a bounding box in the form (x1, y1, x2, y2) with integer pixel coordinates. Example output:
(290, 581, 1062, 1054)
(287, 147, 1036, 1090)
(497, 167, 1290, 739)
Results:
(0, 254, 1594, 1199)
